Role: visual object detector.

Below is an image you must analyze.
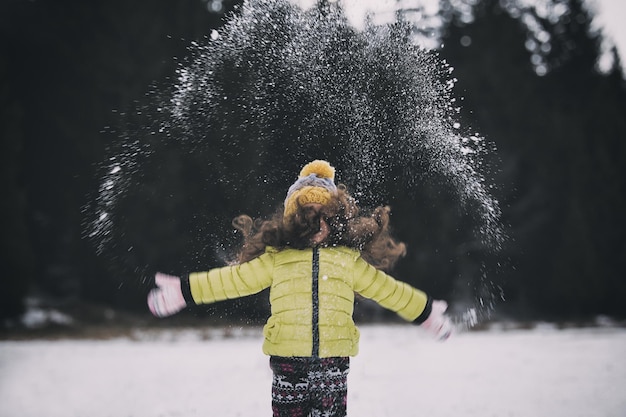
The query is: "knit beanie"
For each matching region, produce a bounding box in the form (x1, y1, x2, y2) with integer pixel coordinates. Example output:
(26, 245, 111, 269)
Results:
(284, 160, 337, 219)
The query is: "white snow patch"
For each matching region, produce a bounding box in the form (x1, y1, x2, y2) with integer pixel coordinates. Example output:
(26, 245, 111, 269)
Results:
(9, 299, 75, 329)
(19, 309, 74, 328)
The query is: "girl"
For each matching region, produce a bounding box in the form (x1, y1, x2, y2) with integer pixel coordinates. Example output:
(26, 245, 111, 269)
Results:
(147, 160, 452, 417)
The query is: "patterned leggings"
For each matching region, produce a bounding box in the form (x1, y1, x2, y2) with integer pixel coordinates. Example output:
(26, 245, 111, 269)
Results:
(269, 356, 350, 417)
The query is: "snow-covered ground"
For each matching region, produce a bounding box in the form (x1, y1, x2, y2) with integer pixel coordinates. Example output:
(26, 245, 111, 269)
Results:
(1, 325, 625, 417)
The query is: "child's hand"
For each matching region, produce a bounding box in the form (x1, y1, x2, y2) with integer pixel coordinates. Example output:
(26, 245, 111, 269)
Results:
(147, 272, 187, 317)
(421, 300, 453, 341)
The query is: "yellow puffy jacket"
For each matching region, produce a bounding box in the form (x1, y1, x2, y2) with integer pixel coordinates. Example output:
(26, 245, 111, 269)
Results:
(186, 246, 430, 358)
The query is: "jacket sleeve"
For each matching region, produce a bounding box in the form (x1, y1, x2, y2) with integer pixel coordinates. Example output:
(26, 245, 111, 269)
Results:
(186, 252, 274, 305)
(352, 255, 431, 322)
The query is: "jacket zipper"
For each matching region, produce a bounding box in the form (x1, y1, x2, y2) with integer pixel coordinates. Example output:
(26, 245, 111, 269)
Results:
(311, 246, 320, 358)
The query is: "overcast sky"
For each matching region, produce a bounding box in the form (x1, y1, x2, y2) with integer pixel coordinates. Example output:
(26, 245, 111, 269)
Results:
(289, 0, 626, 73)
(593, 0, 626, 71)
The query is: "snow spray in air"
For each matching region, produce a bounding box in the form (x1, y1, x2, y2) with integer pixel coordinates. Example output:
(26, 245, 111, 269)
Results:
(87, 0, 506, 328)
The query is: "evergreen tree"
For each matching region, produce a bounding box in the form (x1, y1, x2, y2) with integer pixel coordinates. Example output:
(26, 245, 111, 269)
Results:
(0, 0, 243, 319)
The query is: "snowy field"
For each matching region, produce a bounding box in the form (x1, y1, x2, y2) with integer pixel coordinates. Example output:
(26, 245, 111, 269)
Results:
(1, 325, 625, 417)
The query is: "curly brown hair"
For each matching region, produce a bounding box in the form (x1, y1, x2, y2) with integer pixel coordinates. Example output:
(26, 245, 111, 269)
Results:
(231, 185, 406, 271)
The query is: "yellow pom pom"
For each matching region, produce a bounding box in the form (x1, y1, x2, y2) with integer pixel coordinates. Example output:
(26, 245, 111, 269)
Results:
(299, 160, 335, 180)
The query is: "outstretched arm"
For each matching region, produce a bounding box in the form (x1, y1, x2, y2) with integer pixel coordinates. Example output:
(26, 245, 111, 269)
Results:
(353, 256, 452, 340)
(147, 252, 274, 318)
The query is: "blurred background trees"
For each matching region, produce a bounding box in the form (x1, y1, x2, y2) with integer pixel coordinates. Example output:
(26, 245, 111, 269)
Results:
(436, 0, 626, 318)
(1, 0, 624, 324)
